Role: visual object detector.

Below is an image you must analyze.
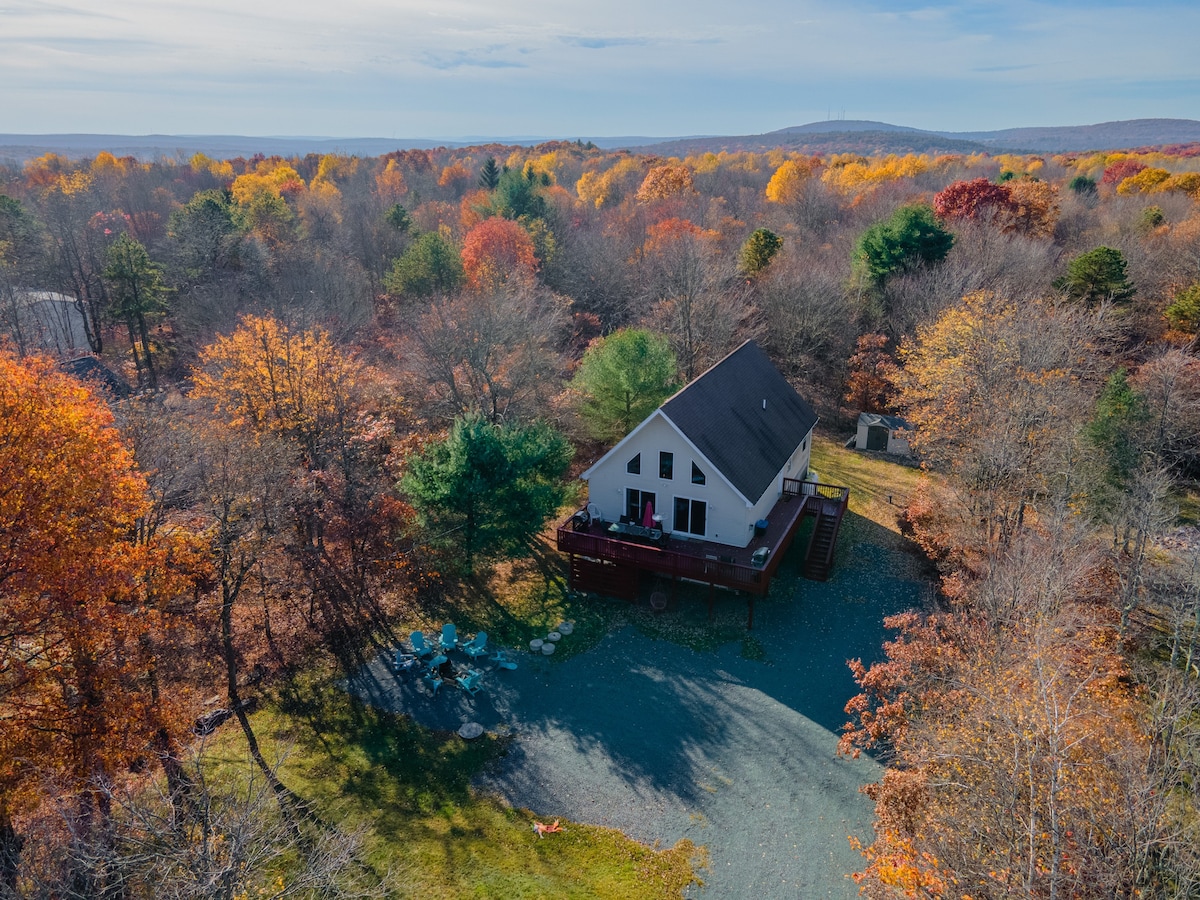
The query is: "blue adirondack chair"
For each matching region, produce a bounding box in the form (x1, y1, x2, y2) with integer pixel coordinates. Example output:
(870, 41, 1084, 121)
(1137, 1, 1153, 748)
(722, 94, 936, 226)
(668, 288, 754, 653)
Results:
(392, 651, 419, 674)
(462, 631, 488, 660)
(489, 649, 518, 671)
(409, 630, 434, 659)
(456, 669, 483, 696)
(422, 671, 443, 696)
(440, 623, 459, 652)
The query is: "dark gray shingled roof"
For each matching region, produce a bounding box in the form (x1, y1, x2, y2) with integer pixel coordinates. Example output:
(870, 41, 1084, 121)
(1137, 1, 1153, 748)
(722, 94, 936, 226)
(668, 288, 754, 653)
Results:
(660, 341, 818, 504)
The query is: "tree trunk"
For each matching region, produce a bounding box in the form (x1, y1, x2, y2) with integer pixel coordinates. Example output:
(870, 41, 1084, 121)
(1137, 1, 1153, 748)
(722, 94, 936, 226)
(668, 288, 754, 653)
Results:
(135, 311, 157, 390)
(0, 805, 24, 895)
(219, 579, 300, 838)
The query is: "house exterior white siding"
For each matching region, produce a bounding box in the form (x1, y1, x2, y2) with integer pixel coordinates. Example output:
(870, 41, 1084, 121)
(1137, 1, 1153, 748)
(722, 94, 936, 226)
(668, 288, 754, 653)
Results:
(583, 411, 815, 550)
(583, 412, 760, 547)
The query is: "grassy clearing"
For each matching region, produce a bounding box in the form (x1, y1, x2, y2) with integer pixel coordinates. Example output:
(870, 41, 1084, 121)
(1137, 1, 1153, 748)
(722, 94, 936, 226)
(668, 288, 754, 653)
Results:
(1178, 481, 1200, 527)
(810, 432, 923, 539)
(204, 676, 700, 898)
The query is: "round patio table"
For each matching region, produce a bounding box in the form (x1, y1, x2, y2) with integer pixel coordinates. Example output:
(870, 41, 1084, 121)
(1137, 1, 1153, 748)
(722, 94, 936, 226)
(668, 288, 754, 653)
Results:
(529, 638, 544, 652)
(458, 722, 484, 740)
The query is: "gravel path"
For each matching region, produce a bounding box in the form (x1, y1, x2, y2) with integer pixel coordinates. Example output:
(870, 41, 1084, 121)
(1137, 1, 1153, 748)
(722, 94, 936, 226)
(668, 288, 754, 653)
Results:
(348, 540, 924, 899)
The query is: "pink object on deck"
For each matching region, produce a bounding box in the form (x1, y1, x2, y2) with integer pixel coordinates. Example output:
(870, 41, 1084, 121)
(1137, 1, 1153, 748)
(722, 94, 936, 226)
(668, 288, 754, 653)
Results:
(642, 501, 654, 527)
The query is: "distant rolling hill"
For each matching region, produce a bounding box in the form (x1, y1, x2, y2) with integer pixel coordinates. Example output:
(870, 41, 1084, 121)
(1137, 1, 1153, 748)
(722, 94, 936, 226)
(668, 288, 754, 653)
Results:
(635, 124, 999, 157)
(636, 118, 1200, 156)
(936, 119, 1200, 153)
(2, 119, 1198, 163)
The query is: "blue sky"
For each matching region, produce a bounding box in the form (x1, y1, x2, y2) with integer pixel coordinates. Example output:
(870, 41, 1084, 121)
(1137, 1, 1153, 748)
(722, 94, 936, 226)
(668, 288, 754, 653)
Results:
(2, 0, 1197, 138)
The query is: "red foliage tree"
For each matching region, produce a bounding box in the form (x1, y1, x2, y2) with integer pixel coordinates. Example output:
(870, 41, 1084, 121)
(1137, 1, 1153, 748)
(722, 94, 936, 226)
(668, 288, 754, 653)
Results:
(1101, 158, 1147, 185)
(932, 177, 1017, 223)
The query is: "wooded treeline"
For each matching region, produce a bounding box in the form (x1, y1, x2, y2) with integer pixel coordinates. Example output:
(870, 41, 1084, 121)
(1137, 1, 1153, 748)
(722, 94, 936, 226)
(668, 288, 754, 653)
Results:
(1, 141, 1199, 897)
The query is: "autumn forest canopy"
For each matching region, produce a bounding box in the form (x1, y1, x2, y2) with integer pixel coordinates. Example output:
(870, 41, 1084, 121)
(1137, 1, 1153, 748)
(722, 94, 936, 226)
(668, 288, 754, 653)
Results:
(2, 138, 1200, 896)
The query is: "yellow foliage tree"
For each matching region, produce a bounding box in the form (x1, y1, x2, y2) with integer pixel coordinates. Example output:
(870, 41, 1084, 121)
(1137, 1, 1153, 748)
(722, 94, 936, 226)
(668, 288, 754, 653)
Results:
(191, 314, 367, 464)
(575, 157, 645, 208)
(375, 158, 408, 200)
(231, 165, 304, 205)
(1117, 167, 1172, 194)
(1157, 171, 1200, 199)
(189, 152, 234, 180)
(822, 154, 929, 194)
(765, 157, 818, 204)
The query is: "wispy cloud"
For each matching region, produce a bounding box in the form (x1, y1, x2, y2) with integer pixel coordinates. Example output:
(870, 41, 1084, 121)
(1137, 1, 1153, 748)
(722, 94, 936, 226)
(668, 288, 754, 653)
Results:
(973, 63, 1037, 73)
(420, 50, 527, 71)
(560, 36, 650, 49)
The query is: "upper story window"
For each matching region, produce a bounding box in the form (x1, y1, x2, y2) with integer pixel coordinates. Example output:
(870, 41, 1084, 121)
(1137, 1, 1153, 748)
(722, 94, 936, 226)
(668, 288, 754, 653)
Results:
(659, 451, 673, 479)
(691, 462, 706, 485)
(627, 453, 641, 475)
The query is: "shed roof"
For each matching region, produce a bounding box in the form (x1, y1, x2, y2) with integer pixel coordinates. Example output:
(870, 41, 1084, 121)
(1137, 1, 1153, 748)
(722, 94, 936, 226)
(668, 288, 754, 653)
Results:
(660, 341, 818, 504)
(857, 412, 909, 431)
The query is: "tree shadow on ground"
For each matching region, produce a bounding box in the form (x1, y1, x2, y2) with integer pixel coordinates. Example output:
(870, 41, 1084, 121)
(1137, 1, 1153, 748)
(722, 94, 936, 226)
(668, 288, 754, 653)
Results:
(349, 509, 927, 804)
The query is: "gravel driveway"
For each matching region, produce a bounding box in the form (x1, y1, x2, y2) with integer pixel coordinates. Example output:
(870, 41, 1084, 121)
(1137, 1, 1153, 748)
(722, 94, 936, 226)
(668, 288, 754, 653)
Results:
(349, 540, 924, 899)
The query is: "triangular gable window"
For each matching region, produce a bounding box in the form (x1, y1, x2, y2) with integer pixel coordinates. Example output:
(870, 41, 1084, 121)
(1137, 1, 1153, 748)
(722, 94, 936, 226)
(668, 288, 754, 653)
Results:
(626, 453, 641, 475)
(691, 462, 705, 485)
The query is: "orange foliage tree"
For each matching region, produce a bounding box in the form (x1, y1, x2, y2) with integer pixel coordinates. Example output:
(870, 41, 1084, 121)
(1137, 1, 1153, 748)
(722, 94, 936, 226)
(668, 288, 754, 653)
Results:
(460, 217, 538, 291)
(844, 333, 898, 413)
(1005, 178, 1060, 238)
(191, 314, 370, 468)
(0, 352, 195, 889)
(843, 602, 1161, 900)
(635, 163, 695, 202)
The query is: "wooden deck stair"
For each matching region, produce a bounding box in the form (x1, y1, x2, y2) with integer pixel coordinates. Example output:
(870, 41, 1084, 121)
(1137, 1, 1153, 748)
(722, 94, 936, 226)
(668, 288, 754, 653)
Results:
(802, 496, 847, 582)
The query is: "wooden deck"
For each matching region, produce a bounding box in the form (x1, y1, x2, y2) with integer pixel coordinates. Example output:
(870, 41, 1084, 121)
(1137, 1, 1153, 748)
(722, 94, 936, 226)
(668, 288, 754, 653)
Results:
(557, 479, 849, 624)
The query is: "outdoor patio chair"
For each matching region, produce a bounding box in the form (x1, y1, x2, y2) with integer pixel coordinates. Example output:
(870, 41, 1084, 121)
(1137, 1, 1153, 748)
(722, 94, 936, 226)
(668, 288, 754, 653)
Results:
(422, 671, 443, 696)
(409, 630, 434, 658)
(462, 631, 488, 659)
(440, 623, 459, 652)
(456, 669, 483, 696)
(392, 651, 419, 674)
(489, 649, 518, 671)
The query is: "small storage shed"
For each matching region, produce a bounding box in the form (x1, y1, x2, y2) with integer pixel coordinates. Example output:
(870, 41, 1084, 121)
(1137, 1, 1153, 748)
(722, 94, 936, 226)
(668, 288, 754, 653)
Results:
(854, 412, 911, 456)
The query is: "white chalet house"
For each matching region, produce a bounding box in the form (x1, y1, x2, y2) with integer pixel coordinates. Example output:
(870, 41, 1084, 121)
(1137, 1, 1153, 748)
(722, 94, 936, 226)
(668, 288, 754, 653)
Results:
(581, 341, 818, 549)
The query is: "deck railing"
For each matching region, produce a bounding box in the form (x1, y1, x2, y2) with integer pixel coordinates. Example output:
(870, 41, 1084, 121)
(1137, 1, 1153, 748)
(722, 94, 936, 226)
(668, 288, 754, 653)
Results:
(783, 477, 848, 505)
(555, 527, 769, 592)
(557, 480, 849, 596)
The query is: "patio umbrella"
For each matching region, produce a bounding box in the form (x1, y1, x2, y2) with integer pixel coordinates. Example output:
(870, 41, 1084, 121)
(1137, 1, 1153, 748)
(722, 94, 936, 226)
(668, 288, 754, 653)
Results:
(642, 500, 654, 528)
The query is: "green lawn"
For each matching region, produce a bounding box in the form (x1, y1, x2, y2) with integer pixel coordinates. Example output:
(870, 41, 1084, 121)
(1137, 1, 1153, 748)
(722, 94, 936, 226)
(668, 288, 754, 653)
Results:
(204, 677, 700, 898)
(810, 432, 923, 542)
